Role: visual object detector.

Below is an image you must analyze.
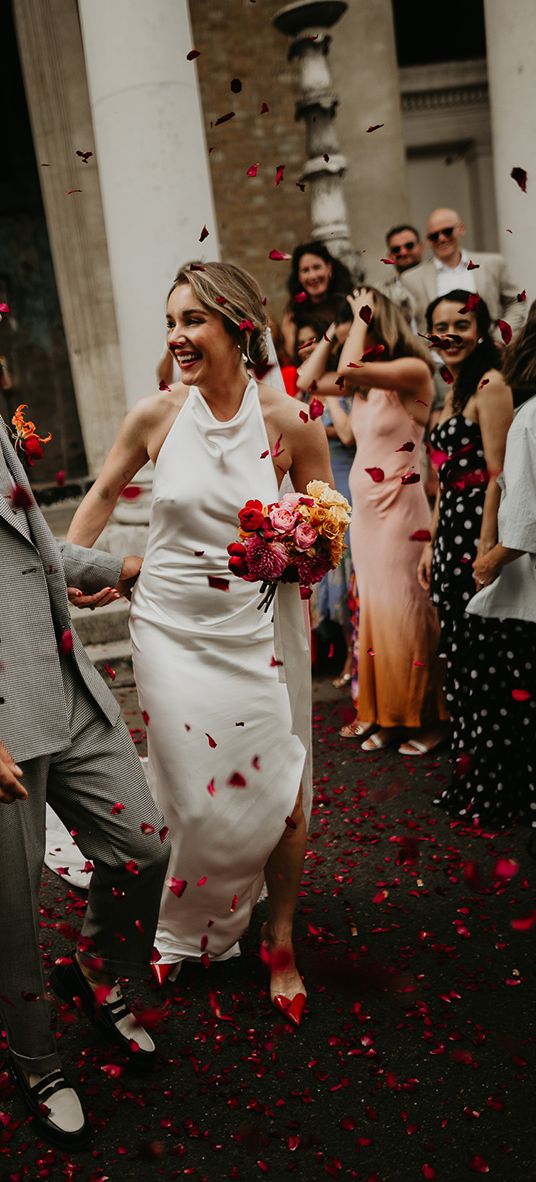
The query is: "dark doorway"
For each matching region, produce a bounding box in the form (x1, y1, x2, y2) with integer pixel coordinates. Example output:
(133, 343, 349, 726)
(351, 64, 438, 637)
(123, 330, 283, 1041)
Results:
(0, 1, 87, 482)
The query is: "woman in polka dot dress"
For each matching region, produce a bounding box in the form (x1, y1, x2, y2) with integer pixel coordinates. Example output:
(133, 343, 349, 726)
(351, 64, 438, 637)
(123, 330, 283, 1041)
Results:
(417, 291, 514, 823)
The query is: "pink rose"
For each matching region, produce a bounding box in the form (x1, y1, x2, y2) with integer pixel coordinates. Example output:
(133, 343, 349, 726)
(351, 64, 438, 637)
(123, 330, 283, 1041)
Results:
(294, 522, 318, 551)
(269, 506, 297, 535)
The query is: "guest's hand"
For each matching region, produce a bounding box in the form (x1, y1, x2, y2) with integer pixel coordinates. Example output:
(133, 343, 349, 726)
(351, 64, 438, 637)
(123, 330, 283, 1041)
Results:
(473, 549, 502, 589)
(116, 555, 143, 600)
(347, 288, 374, 320)
(67, 586, 120, 610)
(0, 743, 27, 804)
(417, 542, 433, 592)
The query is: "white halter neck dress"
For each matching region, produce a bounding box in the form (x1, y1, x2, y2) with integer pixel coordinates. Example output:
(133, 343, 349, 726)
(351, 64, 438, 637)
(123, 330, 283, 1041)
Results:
(129, 380, 311, 968)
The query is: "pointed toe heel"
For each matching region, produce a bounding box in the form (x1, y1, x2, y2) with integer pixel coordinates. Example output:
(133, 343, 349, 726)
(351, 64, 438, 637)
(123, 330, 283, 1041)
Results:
(272, 991, 307, 1027)
(150, 962, 175, 986)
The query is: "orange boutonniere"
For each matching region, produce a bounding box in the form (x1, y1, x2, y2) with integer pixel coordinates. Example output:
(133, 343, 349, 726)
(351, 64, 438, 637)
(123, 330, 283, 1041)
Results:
(11, 404, 52, 465)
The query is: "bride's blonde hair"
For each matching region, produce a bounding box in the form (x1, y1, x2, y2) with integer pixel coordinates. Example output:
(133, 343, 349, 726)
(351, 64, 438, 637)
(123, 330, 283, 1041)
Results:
(169, 261, 270, 366)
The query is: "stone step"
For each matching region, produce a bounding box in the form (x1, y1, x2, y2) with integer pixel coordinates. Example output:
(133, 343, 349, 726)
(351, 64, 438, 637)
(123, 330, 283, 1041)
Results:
(72, 597, 130, 645)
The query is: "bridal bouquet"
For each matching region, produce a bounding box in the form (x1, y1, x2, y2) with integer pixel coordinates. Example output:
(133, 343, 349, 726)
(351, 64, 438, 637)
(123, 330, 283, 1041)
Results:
(227, 480, 351, 609)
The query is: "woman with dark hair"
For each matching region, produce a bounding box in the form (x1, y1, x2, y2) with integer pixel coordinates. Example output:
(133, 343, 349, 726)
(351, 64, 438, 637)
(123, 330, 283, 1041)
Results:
(332, 287, 447, 752)
(280, 241, 353, 358)
(67, 261, 333, 1023)
(416, 290, 513, 808)
(432, 301, 536, 830)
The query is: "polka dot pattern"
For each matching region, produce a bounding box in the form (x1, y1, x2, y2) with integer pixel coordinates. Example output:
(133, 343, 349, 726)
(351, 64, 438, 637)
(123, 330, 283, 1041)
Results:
(430, 415, 536, 829)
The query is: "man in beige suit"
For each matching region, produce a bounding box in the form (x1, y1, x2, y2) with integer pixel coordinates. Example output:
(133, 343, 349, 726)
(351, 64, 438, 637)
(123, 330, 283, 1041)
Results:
(401, 207, 525, 337)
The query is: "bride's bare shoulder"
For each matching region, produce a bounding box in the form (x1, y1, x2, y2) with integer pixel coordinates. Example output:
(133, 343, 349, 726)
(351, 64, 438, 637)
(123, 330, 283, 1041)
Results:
(130, 383, 189, 429)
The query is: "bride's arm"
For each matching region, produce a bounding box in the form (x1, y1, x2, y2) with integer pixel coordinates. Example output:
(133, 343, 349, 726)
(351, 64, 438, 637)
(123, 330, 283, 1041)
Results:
(287, 407, 334, 492)
(67, 398, 156, 547)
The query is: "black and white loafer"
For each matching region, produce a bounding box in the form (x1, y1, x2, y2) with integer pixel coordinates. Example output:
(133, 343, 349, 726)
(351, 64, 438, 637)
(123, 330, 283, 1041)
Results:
(50, 955, 155, 1071)
(10, 1057, 89, 1151)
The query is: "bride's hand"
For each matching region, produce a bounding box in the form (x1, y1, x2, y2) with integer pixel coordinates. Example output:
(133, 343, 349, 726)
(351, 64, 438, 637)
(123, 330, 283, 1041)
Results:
(67, 586, 120, 609)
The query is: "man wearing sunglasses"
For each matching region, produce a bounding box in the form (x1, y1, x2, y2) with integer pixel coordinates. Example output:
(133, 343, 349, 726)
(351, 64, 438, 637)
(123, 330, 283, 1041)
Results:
(401, 206, 525, 338)
(378, 224, 423, 325)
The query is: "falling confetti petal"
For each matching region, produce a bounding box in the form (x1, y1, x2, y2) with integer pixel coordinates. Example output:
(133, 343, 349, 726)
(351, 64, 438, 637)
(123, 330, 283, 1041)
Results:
(186, 49, 200, 60)
(510, 166, 527, 192)
(199, 225, 209, 242)
(268, 249, 291, 261)
(365, 467, 385, 483)
(366, 123, 384, 133)
(166, 877, 187, 897)
(214, 111, 235, 126)
(497, 318, 513, 345)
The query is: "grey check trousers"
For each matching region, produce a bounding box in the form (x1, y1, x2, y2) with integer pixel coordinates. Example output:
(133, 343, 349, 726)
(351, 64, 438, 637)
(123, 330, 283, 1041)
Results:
(0, 655, 170, 1074)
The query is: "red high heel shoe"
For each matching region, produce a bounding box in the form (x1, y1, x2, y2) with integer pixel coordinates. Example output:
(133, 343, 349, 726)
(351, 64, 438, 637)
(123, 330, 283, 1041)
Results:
(260, 923, 307, 1026)
(272, 990, 307, 1027)
(150, 962, 175, 986)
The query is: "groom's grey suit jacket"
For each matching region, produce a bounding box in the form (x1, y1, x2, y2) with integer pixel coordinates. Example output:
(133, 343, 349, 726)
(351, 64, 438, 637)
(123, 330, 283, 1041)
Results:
(0, 417, 123, 764)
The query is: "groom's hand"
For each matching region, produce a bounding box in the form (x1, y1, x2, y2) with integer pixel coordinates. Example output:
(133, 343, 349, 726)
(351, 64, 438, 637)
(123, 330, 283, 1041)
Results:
(0, 743, 27, 803)
(116, 555, 143, 601)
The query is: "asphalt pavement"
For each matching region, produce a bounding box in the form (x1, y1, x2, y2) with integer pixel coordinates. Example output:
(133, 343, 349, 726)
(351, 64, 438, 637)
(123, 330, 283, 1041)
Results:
(1, 681, 535, 1182)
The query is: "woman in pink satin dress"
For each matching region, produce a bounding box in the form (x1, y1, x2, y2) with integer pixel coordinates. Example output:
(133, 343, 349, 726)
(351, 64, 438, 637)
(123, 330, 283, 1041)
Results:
(327, 287, 447, 755)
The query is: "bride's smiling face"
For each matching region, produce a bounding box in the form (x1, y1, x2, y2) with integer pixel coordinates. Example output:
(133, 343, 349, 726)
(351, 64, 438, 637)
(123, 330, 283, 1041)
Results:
(166, 282, 240, 387)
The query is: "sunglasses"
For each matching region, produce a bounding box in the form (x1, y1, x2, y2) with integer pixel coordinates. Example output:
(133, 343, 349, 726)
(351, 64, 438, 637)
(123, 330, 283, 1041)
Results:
(427, 226, 457, 243)
(390, 241, 418, 255)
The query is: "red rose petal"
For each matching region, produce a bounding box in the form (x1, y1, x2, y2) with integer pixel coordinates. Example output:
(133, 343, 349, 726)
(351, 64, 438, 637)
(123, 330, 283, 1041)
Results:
(366, 123, 384, 132)
(207, 575, 230, 591)
(396, 440, 415, 452)
(497, 318, 513, 345)
(268, 249, 291, 261)
(206, 733, 217, 748)
(512, 688, 531, 701)
(517, 288, 527, 302)
(275, 164, 285, 186)
(58, 628, 73, 655)
(228, 771, 247, 788)
(246, 163, 259, 177)
(199, 224, 209, 242)
(9, 484, 33, 510)
(401, 471, 420, 485)
(458, 293, 481, 313)
(361, 344, 385, 362)
(309, 397, 324, 420)
(186, 49, 200, 60)
(207, 778, 216, 796)
(214, 111, 235, 126)
(466, 259, 480, 270)
(365, 467, 384, 482)
(166, 877, 187, 897)
(510, 166, 527, 192)
(409, 529, 432, 541)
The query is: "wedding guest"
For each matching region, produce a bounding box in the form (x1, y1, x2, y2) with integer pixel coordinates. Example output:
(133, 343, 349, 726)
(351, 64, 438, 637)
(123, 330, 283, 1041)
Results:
(433, 302, 536, 828)
(401, 207, 525, 337)
(336, 287, 447, 752)
(280, 240, 353, 358)
(296, 315, 356, 687)
(0, 415, 169, 1149)
(417, 290, 513, 790)
(378, 223, 422, 323)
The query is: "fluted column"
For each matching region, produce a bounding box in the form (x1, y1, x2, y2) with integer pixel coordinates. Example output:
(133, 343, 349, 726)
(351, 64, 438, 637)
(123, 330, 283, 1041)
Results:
(484, 0, 536, 298)
(78, 0, 219, 408)
(273, 1, 362, 280)
(13, 0, 126, 476)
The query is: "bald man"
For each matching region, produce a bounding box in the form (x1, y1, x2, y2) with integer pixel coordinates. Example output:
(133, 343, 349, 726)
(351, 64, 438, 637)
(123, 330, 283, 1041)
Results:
(401, 207, 525, 338)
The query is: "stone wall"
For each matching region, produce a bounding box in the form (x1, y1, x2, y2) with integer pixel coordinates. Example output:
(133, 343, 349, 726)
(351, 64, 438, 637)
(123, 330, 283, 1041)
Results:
(189, 0, 310, 318)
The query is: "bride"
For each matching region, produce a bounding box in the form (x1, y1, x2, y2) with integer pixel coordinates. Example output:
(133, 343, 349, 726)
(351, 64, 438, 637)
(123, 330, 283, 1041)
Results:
(66, 261, 333, 1024)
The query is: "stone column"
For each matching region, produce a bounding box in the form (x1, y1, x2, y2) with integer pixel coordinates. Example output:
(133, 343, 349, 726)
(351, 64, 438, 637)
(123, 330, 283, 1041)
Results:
(78, 0, 219, 547)
(484, 0, 536, 298)
(330, 0, 410, 286)
(12, 0, 126, 475)
(78, 0, 219, 407)
(273, 0, 362, 280)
